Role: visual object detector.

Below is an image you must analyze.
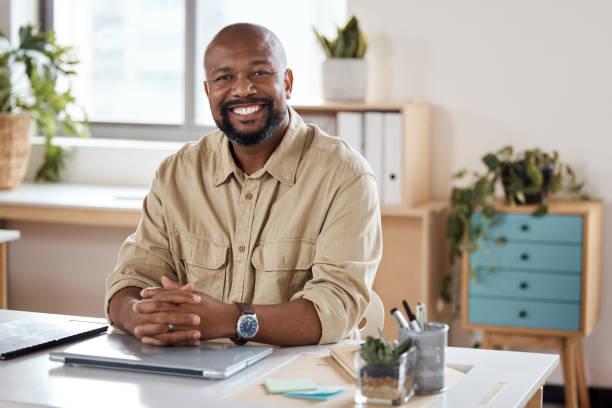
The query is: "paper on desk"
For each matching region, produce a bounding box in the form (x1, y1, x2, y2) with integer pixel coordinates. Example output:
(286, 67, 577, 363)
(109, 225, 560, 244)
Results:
(264, 378, 318, 394)
(230, 351, 466, 407)
(285, 386, 346, 401)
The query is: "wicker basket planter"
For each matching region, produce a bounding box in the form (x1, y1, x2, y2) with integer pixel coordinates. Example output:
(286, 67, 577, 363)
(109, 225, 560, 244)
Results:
(0, 113, 31, 190)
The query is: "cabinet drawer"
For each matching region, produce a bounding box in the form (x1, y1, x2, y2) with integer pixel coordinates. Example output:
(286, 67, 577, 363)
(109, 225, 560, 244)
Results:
(473, 212, 583, 244)
(468, 297, 580, 331)
(469, 270, 581, 302)
(470, 241, 582, 273)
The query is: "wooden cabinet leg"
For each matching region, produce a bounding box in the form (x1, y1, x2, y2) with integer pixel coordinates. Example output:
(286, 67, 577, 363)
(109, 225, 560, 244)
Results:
(481, 332, 491, 349)
(0, 242, 7, 309)
(575, 339, 591, 408)
(561, 338, 579, 408)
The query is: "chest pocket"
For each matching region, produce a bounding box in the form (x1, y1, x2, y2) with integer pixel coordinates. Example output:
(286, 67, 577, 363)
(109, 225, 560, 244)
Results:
(178, 234, 228, 300)
(251, 240, 315, 304)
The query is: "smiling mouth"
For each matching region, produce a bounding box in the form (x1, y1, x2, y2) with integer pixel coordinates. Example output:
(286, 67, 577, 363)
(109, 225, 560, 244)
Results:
(230, 104, 265, 116)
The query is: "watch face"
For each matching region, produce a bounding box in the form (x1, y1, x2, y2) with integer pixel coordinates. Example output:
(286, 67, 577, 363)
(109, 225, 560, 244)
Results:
(237, 314, 258, 339)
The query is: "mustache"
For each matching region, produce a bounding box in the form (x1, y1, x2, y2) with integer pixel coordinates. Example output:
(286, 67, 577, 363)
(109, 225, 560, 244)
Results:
(220, 98, 272, 113)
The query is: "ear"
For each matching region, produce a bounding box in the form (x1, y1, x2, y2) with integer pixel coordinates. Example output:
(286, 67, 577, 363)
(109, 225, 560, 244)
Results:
(283, 68, 293, 100)
(204, 80, 210, 97)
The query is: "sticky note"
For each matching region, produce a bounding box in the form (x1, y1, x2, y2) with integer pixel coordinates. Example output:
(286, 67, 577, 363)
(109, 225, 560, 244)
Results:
(284, 386, 346, 401)
(264, 378, 318, 394)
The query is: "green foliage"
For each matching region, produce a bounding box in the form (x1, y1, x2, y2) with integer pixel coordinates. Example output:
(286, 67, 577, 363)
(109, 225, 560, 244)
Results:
(0, 24, 88, 182)
(313, 15, 367, 58)
(447, 145, 589, 265)
(359, 331, 412, 366)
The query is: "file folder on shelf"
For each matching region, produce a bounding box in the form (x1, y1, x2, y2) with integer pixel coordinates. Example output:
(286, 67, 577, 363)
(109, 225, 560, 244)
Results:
(336, 112, 363, 155)
(383, 112, 403, 206)
(363, 111, 384, 202)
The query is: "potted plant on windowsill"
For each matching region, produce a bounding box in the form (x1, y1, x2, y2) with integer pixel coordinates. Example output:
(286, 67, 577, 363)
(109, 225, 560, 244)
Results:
(0, 24, 88, 189)
(313, 15, 368, 101)
(446, 145, 589, 278)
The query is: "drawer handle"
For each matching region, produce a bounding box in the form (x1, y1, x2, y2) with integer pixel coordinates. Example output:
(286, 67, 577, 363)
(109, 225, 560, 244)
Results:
(519, 281, 529, 290)
(521, 224, 530, 232)
(519, 310, 528, 318)
(520, 253, 529, 261)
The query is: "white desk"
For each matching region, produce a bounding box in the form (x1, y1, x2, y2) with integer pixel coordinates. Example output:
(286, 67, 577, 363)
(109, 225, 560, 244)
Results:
(0, 229, 20, 309)
(0, 310, 558, 408)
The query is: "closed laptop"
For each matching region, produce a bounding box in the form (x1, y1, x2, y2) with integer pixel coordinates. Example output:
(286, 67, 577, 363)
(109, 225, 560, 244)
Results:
(49, 331, 274, 379)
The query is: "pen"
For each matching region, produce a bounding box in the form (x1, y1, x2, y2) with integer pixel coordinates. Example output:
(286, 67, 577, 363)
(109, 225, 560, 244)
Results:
(390, 308, 410, 329)
(416, 302, 427, 331)
(402, 300, 422, 331)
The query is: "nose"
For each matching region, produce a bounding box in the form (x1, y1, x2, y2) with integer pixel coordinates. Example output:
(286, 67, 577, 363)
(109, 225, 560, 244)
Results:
(232, 74, 256, 98)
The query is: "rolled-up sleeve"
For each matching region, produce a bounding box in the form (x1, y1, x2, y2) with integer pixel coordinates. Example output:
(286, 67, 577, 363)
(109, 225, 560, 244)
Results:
(104, 166, 178, 324)
(291, 174, 382, 344)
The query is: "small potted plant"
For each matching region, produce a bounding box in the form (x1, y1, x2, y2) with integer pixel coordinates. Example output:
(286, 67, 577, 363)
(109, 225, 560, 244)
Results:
(0, 24, 88, 188)
(446, 145, 589, 276)
(354, 333, 416, 406)
(313, 15, 368, 101)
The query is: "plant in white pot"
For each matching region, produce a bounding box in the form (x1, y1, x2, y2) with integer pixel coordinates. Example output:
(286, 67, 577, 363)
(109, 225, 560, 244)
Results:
(0, 24, 88, 189)
(314, 16, 368, 101)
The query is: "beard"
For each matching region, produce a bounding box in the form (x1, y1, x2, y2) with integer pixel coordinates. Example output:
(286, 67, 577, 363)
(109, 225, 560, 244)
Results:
(216, 98, 286, 146)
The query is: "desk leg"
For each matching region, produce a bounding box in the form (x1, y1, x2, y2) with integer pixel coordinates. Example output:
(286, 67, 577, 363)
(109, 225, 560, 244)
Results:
(525, 386, 543, 408)
(0, 242, 6, 309)
(575, 339, 591, 408)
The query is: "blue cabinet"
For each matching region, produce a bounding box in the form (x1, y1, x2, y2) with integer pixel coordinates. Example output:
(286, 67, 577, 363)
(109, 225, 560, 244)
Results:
(466, 209, 586, 332)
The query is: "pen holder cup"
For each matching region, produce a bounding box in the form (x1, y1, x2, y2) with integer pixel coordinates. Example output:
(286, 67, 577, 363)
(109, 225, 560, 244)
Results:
(398, 322, 448, 394)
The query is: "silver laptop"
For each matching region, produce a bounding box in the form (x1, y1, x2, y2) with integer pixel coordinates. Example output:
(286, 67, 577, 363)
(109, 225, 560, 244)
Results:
(49, 331, 274, 379)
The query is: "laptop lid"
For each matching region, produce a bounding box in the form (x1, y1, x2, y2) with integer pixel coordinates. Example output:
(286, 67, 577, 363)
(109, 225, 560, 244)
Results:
(0, 320, 108, 360)
(49, 331, 274, 379)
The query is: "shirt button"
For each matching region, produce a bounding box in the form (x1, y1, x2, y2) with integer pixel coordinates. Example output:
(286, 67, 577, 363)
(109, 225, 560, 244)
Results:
(238, 245, 246, 253)
(245, 192, 253, 200)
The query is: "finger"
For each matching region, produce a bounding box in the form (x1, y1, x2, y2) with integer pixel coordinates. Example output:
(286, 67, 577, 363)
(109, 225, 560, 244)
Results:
(142, 330, 201, 346)
(131, 308, 201, 326)
(180, 282, 194, 292)
(161, 276, 182, 289)
(141, 289, 201, 304)
(134, 323, 200, 338)
(132, 300, 184, 314)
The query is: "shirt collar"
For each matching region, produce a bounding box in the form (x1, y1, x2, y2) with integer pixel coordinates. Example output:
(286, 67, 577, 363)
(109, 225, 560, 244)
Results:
(212, 107, 308, 187)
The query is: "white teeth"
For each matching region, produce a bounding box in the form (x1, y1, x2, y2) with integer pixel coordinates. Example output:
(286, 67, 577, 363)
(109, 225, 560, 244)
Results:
(232, 105, 262, 115)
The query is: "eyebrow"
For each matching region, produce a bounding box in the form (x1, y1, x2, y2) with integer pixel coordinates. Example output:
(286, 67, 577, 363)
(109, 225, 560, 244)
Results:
(212, 67, 231, 75)
(250, 60, 273, 66)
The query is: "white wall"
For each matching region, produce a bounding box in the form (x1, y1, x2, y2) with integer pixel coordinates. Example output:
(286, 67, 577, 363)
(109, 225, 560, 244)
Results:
(348, 0, 612, 388)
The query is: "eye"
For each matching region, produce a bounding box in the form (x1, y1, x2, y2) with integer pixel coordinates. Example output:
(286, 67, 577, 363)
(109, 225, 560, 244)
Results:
(253, 70, 270, 76)
(215, 74, 232, 81)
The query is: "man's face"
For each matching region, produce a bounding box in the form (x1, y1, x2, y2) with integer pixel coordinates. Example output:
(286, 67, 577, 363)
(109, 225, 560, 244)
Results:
(204, 34, 292, 146)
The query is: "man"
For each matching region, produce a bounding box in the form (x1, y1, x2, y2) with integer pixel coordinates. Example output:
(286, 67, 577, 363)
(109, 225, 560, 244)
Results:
(105, 23, 382, 346)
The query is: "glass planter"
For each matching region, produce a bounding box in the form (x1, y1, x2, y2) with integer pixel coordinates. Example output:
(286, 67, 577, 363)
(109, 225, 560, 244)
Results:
(354, 345, 417, 406)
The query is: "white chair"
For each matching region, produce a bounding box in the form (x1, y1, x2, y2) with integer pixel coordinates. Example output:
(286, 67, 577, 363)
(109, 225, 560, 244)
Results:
(359, 290, 385, 339)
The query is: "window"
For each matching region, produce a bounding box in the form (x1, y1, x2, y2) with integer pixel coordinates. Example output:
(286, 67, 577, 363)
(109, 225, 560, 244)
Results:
(47, 0, 346, 140)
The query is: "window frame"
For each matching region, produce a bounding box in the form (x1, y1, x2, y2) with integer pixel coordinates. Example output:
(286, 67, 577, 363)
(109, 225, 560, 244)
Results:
(40, 0, 215, 142)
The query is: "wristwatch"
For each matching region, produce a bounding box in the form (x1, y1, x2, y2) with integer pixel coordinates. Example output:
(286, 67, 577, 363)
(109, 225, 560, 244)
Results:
(231, 303, 259, 345)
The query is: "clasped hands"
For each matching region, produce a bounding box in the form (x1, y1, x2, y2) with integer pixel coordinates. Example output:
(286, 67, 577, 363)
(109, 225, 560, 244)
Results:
(128, 276, 228, 347)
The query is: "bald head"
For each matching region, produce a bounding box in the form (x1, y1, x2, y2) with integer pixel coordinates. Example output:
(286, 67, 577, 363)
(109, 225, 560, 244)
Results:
(204, 23, 287, 75)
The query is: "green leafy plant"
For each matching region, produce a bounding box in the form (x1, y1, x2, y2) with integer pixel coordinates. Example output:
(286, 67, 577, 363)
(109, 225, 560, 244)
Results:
(0, 24, 88, 182)
(359, 331, 412, 366)
(313, 15, 367, 58)
(447, 145, 589, 274)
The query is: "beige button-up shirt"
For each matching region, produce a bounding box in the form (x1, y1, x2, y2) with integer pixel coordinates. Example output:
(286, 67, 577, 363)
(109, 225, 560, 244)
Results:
(105, 108, 382, 344)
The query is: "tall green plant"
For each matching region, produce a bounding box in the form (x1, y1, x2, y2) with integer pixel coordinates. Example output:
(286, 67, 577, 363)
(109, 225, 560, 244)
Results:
(0, 24, 88, 182)
(313, 15, 367, 58)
